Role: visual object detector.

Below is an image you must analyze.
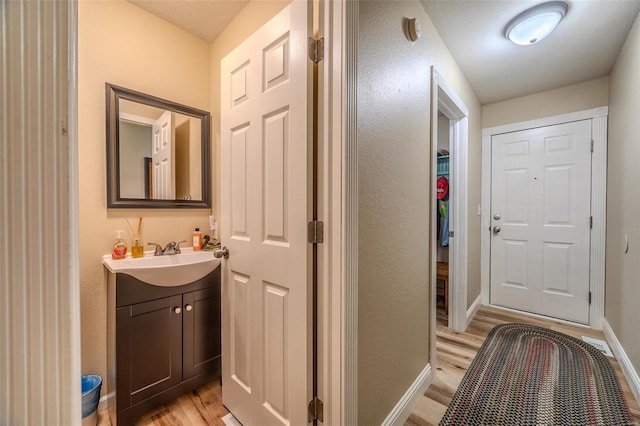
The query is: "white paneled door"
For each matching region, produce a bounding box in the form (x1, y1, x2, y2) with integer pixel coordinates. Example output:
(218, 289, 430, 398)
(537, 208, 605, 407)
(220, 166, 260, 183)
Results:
(152, 110, 175, 199)
(490, 120, 592, 323)
(220, 2, 310, 425)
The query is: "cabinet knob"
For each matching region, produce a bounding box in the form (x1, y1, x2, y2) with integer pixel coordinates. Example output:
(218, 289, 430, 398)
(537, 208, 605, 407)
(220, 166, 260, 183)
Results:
(174, 307, 181, 314)
(185, 304, 193, 312)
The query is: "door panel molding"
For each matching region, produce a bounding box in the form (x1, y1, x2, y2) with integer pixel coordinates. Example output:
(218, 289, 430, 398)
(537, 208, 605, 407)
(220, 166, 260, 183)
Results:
(481, 107, 608, 329)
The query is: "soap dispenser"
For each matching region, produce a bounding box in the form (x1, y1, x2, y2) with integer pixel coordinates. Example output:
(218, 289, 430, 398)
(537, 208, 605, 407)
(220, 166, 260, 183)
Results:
(112, 230, 128, 260)
(193, 227, 203, 251)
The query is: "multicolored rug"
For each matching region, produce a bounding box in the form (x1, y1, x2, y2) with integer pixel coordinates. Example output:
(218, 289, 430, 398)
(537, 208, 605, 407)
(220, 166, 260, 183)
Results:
(439, 323, 635, 425)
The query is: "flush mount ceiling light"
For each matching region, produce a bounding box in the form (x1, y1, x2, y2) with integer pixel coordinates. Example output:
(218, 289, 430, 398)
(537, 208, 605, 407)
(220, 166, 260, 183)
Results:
(505, 1, 569, 46)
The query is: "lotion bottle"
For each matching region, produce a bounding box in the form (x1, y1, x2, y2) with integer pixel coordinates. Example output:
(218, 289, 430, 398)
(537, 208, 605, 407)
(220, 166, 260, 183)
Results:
(112, 230, 128, 260)
(209, 215, 218, 241)
(193, 227, 203, 251)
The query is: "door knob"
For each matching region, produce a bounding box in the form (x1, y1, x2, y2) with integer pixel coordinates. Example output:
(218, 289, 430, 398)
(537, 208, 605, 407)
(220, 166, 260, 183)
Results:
(492, 226, 501, 234)
(213, 246, 229, 259)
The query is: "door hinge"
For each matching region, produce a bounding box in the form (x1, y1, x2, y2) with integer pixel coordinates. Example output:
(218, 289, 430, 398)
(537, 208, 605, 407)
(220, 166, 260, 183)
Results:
(589, 291, 592, 304)
(591, 140, 594, 153)
(590, 216, 593, 229)
(308, 37, 325, 63)
(449, 231, 454, 238)
(308, 397, 324, 423)
(308, 220, 324, 244)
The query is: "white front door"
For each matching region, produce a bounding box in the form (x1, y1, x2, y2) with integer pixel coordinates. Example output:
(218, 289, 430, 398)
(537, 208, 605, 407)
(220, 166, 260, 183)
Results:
(151, 110, 175, 199)
(220, 2, 310, 425)
(490, 120, 592, 323)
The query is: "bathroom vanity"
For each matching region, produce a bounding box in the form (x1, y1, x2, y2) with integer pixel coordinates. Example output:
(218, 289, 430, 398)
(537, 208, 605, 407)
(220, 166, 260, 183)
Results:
(103, 251, 221, 425)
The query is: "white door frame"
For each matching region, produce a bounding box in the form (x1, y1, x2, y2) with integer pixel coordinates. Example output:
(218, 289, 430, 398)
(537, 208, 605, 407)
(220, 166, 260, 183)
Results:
(481, 107, 608, 329)
(336, 0, 360, 425)
(430, 68, 470, 337)
(318, 0, 350, 424)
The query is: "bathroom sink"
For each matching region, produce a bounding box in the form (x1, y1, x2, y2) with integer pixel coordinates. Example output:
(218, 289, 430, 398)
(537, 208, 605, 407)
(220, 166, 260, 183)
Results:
(102, 249, 220, 287)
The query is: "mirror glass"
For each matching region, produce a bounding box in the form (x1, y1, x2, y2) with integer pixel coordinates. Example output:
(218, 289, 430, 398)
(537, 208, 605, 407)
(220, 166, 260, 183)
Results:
(106, 84, 211, 208)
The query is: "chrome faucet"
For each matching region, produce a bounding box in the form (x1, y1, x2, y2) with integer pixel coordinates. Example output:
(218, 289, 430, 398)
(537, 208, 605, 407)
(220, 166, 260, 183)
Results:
(148, 240, 187, 256)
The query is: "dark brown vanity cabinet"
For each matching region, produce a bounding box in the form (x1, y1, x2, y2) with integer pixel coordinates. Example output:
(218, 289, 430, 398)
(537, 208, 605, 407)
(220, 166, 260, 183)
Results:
(108, 266, 221, 425)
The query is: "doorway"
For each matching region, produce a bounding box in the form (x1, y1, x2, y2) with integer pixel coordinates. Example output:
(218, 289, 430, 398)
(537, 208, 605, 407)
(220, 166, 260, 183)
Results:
(435, 111, 451, 327)
(430, 67, 470, 354)
(481, 107, 609, 329)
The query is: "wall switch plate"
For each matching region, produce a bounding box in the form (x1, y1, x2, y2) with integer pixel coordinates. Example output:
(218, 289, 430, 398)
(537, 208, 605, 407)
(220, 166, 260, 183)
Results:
(477, 204, 482, 216)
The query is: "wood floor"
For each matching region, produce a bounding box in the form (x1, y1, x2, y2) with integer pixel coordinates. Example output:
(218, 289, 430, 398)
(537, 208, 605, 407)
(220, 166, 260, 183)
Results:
(97, 305, 640, 425)
(405, 305, 640, 426)
(96, 379, 229, 425)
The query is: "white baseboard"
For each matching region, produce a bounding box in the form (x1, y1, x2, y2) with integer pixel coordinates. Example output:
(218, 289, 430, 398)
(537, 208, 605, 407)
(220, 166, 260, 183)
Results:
(466, 295, 482, 328)
(602, 318, 640, 406)
(98, 391, 114, 412)
(381, 363, 433, 426)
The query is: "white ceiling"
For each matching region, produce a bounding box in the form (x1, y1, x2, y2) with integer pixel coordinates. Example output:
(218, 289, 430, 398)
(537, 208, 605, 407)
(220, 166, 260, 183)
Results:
(128, 0, 640, 105)
(128, 0, 250, 43)
(420, 0, 640, 104)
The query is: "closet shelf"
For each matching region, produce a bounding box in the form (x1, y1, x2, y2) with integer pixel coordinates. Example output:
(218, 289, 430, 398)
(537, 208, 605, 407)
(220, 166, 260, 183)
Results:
(437, 155, 449, 177)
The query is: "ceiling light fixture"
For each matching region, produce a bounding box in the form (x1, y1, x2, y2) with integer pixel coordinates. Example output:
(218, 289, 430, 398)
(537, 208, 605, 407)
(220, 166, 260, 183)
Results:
(505, 1, 569, 46)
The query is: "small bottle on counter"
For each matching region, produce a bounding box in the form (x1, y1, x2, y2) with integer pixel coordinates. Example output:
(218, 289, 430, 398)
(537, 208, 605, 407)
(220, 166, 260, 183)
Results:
(193, 227, 202, 251)
(131, 236, 144, 258)
(112, 230, 128, 260)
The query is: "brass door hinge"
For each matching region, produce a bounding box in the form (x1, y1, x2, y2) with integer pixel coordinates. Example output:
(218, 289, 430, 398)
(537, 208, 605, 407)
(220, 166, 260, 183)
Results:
(308, 397, 324, 423)
(308, 37, 325, 63)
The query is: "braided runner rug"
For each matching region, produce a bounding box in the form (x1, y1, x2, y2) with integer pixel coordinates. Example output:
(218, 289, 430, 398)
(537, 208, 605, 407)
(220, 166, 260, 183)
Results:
(439, 323, 635, 425)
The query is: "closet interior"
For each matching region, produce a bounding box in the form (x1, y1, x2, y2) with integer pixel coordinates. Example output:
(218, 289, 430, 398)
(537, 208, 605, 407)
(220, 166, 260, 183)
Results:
(436, 113, 450, 319)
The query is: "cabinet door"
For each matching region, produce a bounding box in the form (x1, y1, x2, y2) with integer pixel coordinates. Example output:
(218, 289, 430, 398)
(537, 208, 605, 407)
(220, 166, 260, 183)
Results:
(182, 286, 221, 379)
(116, 295, 182, 408)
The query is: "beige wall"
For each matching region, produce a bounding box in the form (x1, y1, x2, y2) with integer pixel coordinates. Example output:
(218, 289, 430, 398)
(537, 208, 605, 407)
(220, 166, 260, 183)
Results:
(482, 76, 609, 128)
(209, 1, 291, 216)
(606, 12, 640, 376)
(357, 1, 482, 423)
(78, 0, 212, 389)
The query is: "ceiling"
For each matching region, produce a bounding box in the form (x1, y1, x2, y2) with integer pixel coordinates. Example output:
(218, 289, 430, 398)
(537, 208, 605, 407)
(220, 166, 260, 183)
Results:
(127, 0, 640, 105)
(420, 0, 640, 104)
(128, 0, 249, 43)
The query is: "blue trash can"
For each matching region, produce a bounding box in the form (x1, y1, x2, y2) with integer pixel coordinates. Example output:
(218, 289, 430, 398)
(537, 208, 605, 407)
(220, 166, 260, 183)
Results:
(81, 375, 102, 425)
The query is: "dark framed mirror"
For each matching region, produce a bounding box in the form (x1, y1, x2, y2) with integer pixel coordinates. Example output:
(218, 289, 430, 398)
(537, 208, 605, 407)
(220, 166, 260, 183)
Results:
(106, 83, 211, 208)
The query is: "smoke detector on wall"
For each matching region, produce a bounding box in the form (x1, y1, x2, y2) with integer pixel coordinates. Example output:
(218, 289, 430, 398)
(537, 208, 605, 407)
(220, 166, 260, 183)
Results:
(404, 18, 421, 43)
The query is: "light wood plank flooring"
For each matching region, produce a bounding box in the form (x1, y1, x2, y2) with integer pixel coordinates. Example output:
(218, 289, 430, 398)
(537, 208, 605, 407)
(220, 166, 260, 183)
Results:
(96, 379, 229, 425)
(406, 306, 640, 426)
(97, 305, 640, 425)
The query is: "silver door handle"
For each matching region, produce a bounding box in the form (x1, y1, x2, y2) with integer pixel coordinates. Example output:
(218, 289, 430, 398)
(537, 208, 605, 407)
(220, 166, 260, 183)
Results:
(493, 226, 501, 234)
(213, 246, 229, 259)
